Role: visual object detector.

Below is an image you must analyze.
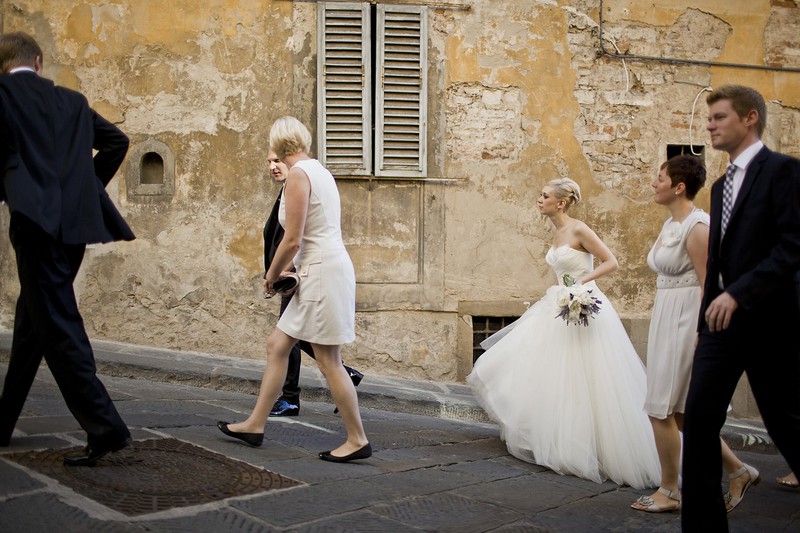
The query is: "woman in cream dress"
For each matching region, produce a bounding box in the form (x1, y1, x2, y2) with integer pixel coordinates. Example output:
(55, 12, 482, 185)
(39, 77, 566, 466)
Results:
(217, 116, 370, 463)
(632, 155, 756, 513)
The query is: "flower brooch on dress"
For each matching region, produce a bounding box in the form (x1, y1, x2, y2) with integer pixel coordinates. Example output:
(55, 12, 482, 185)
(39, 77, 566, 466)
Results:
(555, 274, 602, 327)
(659, 221, 683, 248)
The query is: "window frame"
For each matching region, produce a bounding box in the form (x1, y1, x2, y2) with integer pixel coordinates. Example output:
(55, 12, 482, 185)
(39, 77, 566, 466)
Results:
(317, 1, 428, 178)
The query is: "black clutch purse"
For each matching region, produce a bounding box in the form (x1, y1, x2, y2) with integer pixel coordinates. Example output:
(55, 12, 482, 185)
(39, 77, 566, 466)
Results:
(265, 273, 300, 299)
(273, 273, 299, 293)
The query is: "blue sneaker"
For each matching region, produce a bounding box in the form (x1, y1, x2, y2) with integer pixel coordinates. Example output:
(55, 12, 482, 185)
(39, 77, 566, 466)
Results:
(270, 399, 299, 417)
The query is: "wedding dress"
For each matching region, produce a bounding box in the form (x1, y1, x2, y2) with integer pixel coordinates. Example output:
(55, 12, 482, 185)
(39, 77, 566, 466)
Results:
(467, 245, 661, 489)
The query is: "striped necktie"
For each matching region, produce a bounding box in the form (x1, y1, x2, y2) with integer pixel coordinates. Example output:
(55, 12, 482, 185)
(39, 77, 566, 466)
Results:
(721, 164, 735, 236)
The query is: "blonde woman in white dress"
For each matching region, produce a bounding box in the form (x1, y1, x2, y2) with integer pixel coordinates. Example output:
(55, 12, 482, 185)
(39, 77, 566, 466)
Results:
(217, 116, 370, 462)
(631, 155, 756, 513)
(468, 177, 661, 489)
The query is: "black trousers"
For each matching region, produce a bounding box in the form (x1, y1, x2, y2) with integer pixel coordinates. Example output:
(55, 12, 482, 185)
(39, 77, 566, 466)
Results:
(681, 309, 800, 532)
(279, 294, 312, 405)
(0, 214, 129, 447)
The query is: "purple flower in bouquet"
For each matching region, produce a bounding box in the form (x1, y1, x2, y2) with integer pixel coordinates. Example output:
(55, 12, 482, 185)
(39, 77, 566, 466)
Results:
(555, 274, 602, 326)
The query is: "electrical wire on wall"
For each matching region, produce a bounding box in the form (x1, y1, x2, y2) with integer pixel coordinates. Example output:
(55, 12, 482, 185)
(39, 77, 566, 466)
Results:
(689, 86, 713, 155)
(596, 3, 799, 157)
(606, 34, 630, 94)
(562, 5, 630, 94)
(598, 0, 800, 74)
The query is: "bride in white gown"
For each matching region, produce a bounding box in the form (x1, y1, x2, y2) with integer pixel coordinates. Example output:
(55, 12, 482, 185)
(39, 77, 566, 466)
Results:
(468, 177, 660, 489)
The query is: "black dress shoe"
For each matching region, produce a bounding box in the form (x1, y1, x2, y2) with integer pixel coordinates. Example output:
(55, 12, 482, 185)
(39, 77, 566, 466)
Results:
(347, 367, 364, 387)
(334, 367, 365, 414)
(63, 437, 132, 466)
(217, 421, 263, 447)
(319, 443, 372, 463)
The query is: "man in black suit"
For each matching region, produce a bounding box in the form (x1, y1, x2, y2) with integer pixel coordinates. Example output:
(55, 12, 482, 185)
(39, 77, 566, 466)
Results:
(0, 32, 133, 465)
(263, 151, 363, 417)
(681, 85, 800, 530)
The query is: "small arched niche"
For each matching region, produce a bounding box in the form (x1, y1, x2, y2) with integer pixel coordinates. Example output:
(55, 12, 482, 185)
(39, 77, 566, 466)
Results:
(126, 138, 175, 202)
(141, 152, 165, 185)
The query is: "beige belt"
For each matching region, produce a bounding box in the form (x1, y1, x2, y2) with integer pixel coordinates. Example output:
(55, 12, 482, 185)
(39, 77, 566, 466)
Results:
(656, 272, 699, 289)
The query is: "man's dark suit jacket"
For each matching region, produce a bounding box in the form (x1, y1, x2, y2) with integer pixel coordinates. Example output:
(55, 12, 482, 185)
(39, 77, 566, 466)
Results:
(700, 146, 800, 327)
(263, 192, 283, 275)
(0, 70, 133, 244)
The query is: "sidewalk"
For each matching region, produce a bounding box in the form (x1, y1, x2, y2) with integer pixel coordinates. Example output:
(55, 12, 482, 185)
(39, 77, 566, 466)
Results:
(0, 329, 774, 452)
(1, 329, 795, 533)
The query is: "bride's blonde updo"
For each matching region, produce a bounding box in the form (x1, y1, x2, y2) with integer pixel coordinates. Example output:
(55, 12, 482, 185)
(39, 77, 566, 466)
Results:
(548, 177, 581, 212)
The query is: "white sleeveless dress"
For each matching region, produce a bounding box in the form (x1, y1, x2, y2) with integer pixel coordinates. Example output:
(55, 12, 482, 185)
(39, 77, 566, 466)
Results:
(277, 159, 355, 345)
(644, 209, 709, 418)
(467, 245, 661, 489)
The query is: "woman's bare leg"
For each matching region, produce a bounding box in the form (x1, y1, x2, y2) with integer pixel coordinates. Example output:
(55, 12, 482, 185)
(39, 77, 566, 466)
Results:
(227, 328, 296, 434)
(721, 437, 754, 500)
(653, 415, 682, 491)
(313, 342, 368, 456)
(632, 414, 682, 510)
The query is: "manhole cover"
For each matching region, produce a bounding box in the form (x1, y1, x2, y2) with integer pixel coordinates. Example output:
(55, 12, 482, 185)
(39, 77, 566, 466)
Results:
(3, 438, 303, 516)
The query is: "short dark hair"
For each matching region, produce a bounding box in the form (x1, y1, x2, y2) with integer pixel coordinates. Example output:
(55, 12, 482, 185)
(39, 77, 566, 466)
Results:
(0, 32, 42, 73)
(706, 84, 767, 138)
(661, 154, 706, 200)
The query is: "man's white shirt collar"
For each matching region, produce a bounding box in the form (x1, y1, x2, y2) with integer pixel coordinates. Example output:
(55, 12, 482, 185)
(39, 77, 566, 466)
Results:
(728, 140, 764, 199)
(8, 66, 35, 74)
(730, 140, 764, 172)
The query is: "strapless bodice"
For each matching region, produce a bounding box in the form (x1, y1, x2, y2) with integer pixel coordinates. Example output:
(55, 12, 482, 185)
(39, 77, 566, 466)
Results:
(546, 245, 593, 284)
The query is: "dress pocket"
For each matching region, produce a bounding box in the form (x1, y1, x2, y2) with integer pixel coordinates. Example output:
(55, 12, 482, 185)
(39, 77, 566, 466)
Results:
(297, 254, 322, 302)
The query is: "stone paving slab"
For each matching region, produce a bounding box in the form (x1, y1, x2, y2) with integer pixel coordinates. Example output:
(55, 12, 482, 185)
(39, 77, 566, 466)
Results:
(371, 491, 527, 532)
(1, 330, 796, 532)
(0, 492, 148, 533)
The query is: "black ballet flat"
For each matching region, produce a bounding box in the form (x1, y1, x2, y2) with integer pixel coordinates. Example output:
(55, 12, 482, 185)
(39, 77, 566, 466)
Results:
(319, 443, 372, 463)
(217, 421, 263, 447)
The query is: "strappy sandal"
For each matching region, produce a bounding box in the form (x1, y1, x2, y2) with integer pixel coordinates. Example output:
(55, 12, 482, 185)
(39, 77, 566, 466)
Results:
(631, 487, 681, 513)
(724, 463, 761, 512)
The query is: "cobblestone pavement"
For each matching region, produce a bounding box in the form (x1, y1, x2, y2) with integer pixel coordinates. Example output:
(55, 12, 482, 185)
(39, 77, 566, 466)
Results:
(0, 332, 797, 532)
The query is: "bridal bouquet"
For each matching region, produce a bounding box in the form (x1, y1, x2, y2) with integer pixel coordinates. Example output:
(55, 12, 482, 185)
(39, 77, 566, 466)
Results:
(555, 274, 602, 326)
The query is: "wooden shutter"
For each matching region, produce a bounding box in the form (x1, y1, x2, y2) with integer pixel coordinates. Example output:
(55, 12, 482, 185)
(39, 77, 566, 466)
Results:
(317, 2, 372, 174)
(375, 5, 427, 177)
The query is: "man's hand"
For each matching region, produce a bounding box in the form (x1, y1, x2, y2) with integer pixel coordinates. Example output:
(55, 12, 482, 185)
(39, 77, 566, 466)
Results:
(705, 292, 738, 332)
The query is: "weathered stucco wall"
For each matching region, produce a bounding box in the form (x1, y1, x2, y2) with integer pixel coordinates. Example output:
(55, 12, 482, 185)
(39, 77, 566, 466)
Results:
(0, 0, 298, 358)
(0, 2, 798, 411)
